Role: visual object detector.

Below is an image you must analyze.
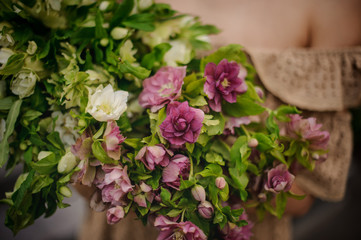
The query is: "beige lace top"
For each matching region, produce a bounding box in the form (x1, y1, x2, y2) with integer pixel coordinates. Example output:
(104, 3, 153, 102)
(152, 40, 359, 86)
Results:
(78, 48, 361, 240)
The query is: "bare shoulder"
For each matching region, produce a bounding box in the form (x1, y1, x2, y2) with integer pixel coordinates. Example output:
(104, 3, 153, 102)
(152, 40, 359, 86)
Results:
(310, 0, 361, 47)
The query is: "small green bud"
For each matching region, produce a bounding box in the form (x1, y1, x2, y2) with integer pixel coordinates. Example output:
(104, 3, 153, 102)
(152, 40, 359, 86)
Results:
(20, 143, 27, 151)
(78, 119, 87, 128)
(100, 38, 109, 47)
(111, 27, 128, 40)
(59, 186, 72, 198)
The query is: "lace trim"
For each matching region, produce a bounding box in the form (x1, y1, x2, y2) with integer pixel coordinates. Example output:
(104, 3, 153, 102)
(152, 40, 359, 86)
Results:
(248, 47, 361, 111)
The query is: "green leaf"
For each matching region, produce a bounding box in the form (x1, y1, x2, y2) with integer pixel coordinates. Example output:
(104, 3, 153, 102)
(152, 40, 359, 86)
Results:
(205, 112, 225, 136)
(253, 133, 276, 152)
(0, 99, 22, 167)
(11, 170, 35, 208)
(47, 132, 65, 151)
(266, 112, 280, 137)
(275, 105, 301, 122)
(124, 138, 143, 150)
(141, 43, 171, 69)
(200, 44, 247, 72)
(30, 152, 58, 174)
(229, 168, 249, 191)
(123, 13, 155, 31)
(185, 142, 194, 153)
(91, 141, 118, 165)
(219, 183, 229, 202)
(22, 110, 42, 121)
(188, 95, 207, 107)
(230, 136, 248, 163)
(110, 0, 135, 28)
(167, 209, 183, 217)
(118, 60, 151, 80)
(0, 96, 16, 110)
(0, 53, 26, 75)
(197, 164, 223, 177)
(160, 187, 172, 206)
(205, 152, 225, 166)
(276, 192, 287, 218)
(117, 112, 132, 132)
(95, 11, 107, 39)
(286, 191, 306, 200)
(92, 123, 105, 140)
(270, 149, 288, 166)
(223, 95, 265, 117)
(31, 176, 54, 194)
(147, 169, 162, 190)
(210, 140, 231, 161)
(184, 78, 205, 98)
(179, 179, 196, 190)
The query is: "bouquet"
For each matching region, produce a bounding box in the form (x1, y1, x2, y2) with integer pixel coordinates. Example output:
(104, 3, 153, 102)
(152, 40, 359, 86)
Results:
(0, 0, 330, 239)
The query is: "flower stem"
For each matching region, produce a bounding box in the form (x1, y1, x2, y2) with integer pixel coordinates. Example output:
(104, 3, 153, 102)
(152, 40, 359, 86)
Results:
(241, 125, 251, 139)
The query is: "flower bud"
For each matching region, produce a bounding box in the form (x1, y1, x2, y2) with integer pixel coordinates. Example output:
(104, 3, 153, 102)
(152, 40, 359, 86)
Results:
(248, 138, 258, 148)
(198, 201, 214, 219)
(99, 1, 110, 11)
(215, 177, 226, 190)
(311, 153, 319, 160)
(26, 41, 37, 55)
(100, 38, 109, 47)
(111, 27, 128, 40)
(255, 86, 264, 99)
(78, 119, 87, 128)
(191, 185, 206, 202)
(59, 186, 72, 198)
(107, 206, 125, 224)
(58, 150, 78, 174)
(20, 142, 27, 151)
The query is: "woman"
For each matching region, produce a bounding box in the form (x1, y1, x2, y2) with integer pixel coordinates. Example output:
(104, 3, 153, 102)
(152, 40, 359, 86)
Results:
(78, 1, 361, 239)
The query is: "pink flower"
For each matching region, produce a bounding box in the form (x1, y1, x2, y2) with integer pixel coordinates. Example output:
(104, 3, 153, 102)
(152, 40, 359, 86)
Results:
(97, 165, 133, 205)
(222, 211, 254, 240)
(223, 117, 251, 135)
(204, 59, 248, 112)
(71, 130, 92, 160)
(139, 66, 186, 112)
(286, 114, 329, 150)
(102, 121, 126, 160)
(160, 101, 204, 145)
(135, 144, 173, 170)
(106, 206, 125, 224)
(133, 182, 154, 208)
(264, 164, 295, 193)
(198, 201, 214, 219)
(162, 154, 190, 189)
(154, 216, 207, 240)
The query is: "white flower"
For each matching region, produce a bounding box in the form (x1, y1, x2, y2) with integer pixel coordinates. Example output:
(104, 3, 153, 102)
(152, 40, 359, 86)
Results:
(86, 84, 128, 122)
(26, 41, 37, 55)
(0, 119, 5, 142)
(0, 33, 14, 48)
(0, 48, 14, 69)
(51, 111, 79, 147)
(111, 27, 129, 40)
(163, 40, 192, 66)
(137, 0, 153, 10)
(119, 40, 137, 63)
(11, 69, 38, 99)
(99, 1, 110, 11)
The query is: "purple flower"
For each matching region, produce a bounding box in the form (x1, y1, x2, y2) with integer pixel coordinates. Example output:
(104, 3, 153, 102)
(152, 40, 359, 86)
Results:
(160, 101, 204, 145)
(102, 121, 126, 160)
(135, 144, 173, 170)
(198, 201, 214, 219)
(264, 164, 295, 193)
(286, 114, 330, 150)
(106, 206, 125, 224)
(162, 154, 190, 189)
(139, 66, 186, 112)
(222, 211, 254, 240)
(204, 59, 248, 112)
(224, 117, 251, 135)
(97, 165, 133, 205)
(154, 216, 207, 240)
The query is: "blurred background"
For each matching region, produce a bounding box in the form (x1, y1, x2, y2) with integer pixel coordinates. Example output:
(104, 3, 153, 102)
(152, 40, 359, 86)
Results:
(1, 0, 361, 239)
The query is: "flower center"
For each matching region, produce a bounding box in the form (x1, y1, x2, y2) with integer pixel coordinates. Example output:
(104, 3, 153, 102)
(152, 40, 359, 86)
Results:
(172, 231, 185, 240)
(174, 118, 188, 131)
(98, 103, 112, 114)
(158, 83, 174, 97)
(221, 78, 230, 88)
